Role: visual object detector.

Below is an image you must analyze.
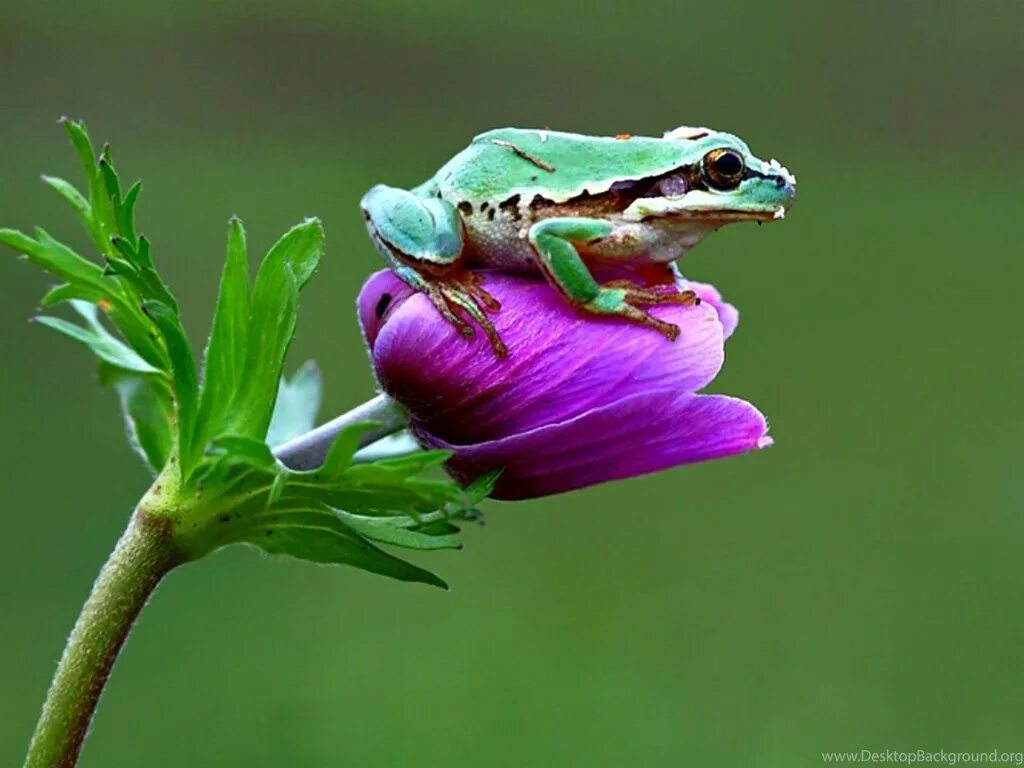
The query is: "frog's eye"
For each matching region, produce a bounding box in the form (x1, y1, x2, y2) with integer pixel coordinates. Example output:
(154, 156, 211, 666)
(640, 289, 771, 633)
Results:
(702, 149, 745, 190)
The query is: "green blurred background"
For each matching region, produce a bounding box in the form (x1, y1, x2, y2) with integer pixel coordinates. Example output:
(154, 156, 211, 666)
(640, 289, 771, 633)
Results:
(2, 1, 1022, 765)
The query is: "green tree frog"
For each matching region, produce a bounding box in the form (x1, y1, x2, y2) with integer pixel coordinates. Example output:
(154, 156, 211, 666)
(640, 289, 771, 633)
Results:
(361, 126, 796, 357)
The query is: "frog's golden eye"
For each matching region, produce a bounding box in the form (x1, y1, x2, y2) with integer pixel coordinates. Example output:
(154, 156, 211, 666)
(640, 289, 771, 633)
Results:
(702, 149, 745, 190)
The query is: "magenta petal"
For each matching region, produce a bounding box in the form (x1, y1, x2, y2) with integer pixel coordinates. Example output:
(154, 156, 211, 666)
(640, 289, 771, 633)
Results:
(357, 270, 418, 348)
(684, 279, 740, 341)
(361, 270, 727, 445)
(421, 390, 771, 500)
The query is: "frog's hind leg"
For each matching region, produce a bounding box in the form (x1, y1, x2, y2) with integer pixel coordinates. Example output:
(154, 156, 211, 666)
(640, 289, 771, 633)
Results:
(527, 217, 699, 340)
(361, 184, 507, 357)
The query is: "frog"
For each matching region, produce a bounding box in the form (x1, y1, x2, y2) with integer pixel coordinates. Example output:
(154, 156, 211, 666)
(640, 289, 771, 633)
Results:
(360, 125, 796, 358)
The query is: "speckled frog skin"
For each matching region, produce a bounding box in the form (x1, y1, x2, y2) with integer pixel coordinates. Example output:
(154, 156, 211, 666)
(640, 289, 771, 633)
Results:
(362, 126, 796, 357)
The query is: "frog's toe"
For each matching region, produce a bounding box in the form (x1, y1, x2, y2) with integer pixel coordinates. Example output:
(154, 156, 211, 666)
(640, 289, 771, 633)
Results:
(425, 273, 509, 358)
(582, 283, 690, 342)
(464, 270, 502, 312)
(425, 285, 476, 338)
(601, 279, 701, 307)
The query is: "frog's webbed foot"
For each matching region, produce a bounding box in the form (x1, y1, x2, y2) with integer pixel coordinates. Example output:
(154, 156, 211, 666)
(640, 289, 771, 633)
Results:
(425, 271, 508, 358)
(590, 280, 700, 341)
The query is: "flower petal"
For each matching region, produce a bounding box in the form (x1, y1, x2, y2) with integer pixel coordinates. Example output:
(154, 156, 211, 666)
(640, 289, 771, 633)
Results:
(357, 269, 418, 348)
(682, 279, 740, 341)
(360, 270, 727, 445)
(420, 389, 771, 500)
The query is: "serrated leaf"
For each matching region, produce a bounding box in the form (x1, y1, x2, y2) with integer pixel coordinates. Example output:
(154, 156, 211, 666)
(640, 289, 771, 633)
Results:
(99, 363, 173, 472)
(462, 468, 502, 505)
(135, 235, 154, 269)
(99, 155, 121, 202)
(223, 219, 323, 441)
(231, 258, 298, 441)
(289, 480, 462, 521)
(211, 435, 277, 469)
(199, 435, 276, 487)
(196, 217, 251, 445)
(1, 228, 109, 290)
(268, 471, 287, 504)
(371, 449, 452, 472)
(341, 451, 453, 487)
(414, 519, 463, 536)
(143, 299, 199, 470)
(35, 301, 160, 374)
(104, 252, 141, 281)
(262, 217, 323, 290)
(40, 282, 109, 307)
(333, 508, 461, 551)
(61, 118, 116, 250)
(243, 518, 447, 588)
(118, 182, 142, 247)
(266, 360, 322, 447)
(318, 421, 381, 475)
(110, 235, 178, 311)
(40, 175, 95, 241)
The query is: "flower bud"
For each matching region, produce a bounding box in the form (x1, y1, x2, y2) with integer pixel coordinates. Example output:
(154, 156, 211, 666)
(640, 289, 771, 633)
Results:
(358, 270, 769, 500)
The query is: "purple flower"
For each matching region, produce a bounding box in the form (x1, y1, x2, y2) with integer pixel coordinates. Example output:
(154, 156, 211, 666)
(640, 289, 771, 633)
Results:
(358, 269, 770, 500)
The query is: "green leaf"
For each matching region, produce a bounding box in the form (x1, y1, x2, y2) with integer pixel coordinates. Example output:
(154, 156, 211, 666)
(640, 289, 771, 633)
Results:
(266, 360, 322, 447)
(118, 182, 142, 247)
(99, 363, 174, 472)
(232, 260, 299, 440)
(243, 515, 447, 588)
(200, 434, 288, 492)
(318, 421, 381, 475)
(224, 219, 323, 440)
(2, 226, 166, 372)
(61, 118, 116, 251)
(334, 508, 462, 551)
(6, 122, 496, 589)
(109, 235, 179, 312)
(40, 175, 95, 240)
(262, 217, 324, 290)
(99, 154, 122, 202)
(135, 235, 154, 268)
(0, 228, 109, 290)
(196, 217, 251, 444)
(268, 471, 287, 504)
(370, 449, 452, 472)
(143, 299, 199, 470)
(40, 282, 109, 307)
(462, 468, 503, 505)
(34, 301, 160, 374)
(211, 435, 277, 469)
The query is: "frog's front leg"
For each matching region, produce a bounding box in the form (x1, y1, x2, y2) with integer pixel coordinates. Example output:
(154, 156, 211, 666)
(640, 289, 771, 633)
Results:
(361, 185, 507, 357)
(527, 218, 699, 340)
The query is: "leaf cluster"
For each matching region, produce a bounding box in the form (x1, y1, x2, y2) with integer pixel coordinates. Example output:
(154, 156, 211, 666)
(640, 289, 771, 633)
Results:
(0, 120, 491, 587)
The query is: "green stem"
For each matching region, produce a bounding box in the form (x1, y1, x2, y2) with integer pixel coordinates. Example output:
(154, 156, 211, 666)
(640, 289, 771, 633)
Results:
(24, 511, 178, 768)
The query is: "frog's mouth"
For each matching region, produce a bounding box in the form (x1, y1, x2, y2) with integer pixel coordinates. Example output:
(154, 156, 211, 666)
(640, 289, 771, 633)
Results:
(612, 160, 796, 224)
(623, 191, 789, 223)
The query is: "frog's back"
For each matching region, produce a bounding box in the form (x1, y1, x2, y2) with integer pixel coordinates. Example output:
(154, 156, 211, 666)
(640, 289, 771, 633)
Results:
(434, 127, 689, 204)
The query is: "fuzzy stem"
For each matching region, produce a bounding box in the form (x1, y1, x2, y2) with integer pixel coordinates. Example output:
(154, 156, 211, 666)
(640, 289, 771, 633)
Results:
(273, 392, 408, 470)
(23, 512, 178, 768)
(23, 394, 405, 768)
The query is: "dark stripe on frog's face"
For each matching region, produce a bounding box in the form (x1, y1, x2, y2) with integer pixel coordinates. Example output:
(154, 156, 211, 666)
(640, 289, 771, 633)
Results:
(520, 164, 705, 216)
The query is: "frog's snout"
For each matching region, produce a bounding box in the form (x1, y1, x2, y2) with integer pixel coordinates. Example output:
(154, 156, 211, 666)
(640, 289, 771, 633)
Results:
(765, 157, 797, 201)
